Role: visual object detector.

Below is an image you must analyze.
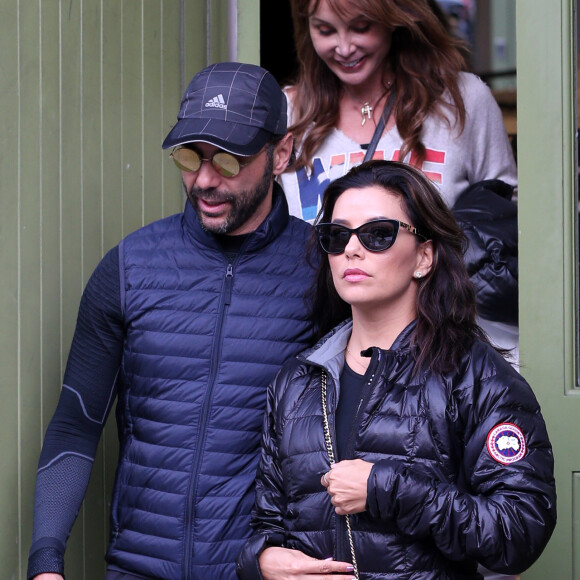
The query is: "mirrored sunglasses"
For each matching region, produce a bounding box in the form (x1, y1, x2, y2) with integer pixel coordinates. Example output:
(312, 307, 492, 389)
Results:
(315, 219, 426, 254)
(170, 146, 254, 178)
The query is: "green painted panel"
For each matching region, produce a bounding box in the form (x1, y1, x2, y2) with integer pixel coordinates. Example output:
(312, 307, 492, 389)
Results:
(18, 1, 42, 575)
(122, 2, 146, 238)
(80, 2, 109, 574)
(58, 3, 86, 575)
(517, 0, 579, 578)
(82, 0, 106, 277)
(102, 1, 125, 252)
(0, 1, 206, 577)
(161, 0, 187, 217)
(0, 1, 22, 576)
(209, 0, 227, 64)
(39, 0, 65, 433)
(574, 473, 580, 576)
(143, 2, 165, 226)
(237, 0, 260, 65)
(182, 0, 210, 81)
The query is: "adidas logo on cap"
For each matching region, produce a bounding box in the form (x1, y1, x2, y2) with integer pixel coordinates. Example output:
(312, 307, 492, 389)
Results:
(205, 94, 227, 110)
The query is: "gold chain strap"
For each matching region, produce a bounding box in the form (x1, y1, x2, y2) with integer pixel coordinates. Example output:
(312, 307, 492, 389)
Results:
(320, 370, 360, 580)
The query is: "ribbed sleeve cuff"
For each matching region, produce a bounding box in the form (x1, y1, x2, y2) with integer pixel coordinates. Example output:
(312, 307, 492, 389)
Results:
(27, 546, 64, 579)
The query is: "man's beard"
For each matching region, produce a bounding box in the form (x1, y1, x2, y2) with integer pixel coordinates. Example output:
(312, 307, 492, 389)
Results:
(186, 148, 274, 235)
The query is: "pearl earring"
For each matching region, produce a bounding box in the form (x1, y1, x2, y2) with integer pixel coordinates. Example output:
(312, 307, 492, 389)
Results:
(414, 271, 423, 279)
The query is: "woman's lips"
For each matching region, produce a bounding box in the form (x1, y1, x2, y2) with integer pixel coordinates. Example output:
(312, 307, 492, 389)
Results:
(344, 268, 369, 282)
(336, 55, 366, 72)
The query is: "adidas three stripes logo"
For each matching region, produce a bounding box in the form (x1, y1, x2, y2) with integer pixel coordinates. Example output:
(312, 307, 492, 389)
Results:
(205, 94, 226, 109)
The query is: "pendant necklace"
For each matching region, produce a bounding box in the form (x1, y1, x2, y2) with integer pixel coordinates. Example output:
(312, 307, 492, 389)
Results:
(360, 78, 394, 126)
(360, 103, 374, 126)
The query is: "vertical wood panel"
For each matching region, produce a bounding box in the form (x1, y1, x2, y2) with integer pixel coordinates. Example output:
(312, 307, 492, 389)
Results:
(183, 0, 210, 85)
(143, 1, 164, 225)
(18, 3, 42, 579)
(102, 1, 124, 252)
(121, 0, 145, 237)
(100, 5, 126, 565)
(59, 1, 87, 571)
(0, 1, 203, 577)
(80, 2, 108, 573)
(40, 0, 65, 436)
(162, 0, 187, 214)
(82, 0, 106, 275)
(0, 3, 21, 578)
(574, 472, 580, 577)
(517, 0, 579, 578)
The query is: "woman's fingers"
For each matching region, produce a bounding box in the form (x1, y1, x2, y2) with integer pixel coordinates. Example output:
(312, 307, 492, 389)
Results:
(259, 546, 355, 578)
(322, 459, 373, 514)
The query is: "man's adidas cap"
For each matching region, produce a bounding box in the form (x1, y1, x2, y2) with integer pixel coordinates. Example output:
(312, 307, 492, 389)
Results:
(162, 62, 287, 156)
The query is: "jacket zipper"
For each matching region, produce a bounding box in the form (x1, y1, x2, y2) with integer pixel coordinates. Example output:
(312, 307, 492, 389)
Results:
(183, 259, 235, 579)
(335, 352, 382, 565)
(346, 352, 381, 456)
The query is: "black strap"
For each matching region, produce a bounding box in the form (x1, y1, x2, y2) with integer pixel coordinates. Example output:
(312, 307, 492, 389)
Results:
(363, 88, 396, 163)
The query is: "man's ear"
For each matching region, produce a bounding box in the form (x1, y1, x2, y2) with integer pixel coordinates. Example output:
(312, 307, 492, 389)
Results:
(272, 133, 294, 176)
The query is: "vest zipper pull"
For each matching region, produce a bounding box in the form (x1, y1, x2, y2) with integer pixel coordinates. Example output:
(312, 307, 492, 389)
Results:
(224, 263, 234, 305)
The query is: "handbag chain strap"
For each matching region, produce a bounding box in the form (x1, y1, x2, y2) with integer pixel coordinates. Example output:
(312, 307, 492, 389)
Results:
(320, 370, 360, 580)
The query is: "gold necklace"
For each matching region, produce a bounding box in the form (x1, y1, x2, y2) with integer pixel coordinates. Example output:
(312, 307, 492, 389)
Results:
(359, 79, 394, 126)
(346, 345, 368, 371)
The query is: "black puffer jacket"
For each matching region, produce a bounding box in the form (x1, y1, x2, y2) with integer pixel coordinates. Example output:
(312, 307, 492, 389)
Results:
(452, 179, 518, 325)
(237, 320, 556, 580)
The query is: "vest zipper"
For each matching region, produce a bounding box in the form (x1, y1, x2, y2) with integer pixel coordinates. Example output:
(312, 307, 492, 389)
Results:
(183, 259, 236, 579)
(224, 263, 234, 305)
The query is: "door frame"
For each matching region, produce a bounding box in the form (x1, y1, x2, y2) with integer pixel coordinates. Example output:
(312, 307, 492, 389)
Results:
(517, 0, 578, 577)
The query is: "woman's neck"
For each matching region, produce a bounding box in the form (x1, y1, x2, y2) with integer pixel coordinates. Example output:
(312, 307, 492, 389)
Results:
(349, 306, 416, 353)
(340, 69, 394, 104)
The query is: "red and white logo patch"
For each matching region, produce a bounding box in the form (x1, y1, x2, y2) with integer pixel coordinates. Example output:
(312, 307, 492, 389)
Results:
(486, 423, 527, 465)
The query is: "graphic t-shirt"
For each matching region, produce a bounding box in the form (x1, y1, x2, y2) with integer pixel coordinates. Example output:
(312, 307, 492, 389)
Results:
(280, 72, 517, 222)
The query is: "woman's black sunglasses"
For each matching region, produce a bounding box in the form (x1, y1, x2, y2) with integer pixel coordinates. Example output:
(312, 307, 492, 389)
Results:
(315, 219, 427, 254)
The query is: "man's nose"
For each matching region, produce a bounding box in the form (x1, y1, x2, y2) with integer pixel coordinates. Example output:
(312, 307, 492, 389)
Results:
(188, 159, 222, 189)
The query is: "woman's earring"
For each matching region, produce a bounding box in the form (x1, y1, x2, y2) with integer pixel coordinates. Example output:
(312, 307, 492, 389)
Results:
(414, 271, 423, 279)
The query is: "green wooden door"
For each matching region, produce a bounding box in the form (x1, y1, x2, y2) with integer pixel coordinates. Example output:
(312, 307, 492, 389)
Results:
(0, 1, 208, 577)
(517, 0, 579, 577)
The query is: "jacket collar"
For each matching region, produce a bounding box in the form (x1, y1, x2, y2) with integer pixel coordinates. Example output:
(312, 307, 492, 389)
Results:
(302, 318, 417, 381)
(182, 181, 290, 252)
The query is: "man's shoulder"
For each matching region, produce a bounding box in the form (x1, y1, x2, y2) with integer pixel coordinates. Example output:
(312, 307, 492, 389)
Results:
(122, 212, 183, 247)
(277, 215, 314, 254)
(286, 214, 313, 236)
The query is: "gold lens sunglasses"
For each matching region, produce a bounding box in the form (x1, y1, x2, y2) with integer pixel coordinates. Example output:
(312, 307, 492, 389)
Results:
(170, 146, 257, 178)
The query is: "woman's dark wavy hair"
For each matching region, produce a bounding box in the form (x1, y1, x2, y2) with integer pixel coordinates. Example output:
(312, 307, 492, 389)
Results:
(310, 160, 493, 374)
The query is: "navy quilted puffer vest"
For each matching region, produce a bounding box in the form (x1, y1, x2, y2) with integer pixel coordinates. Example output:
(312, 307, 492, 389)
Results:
(106, 189, 315, 579)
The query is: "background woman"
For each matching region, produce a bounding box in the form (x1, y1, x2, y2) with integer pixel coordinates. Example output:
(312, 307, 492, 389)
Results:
(281, 0, 516, 221)
(237, 161, 555, 580)
(281, 0, 519, 365)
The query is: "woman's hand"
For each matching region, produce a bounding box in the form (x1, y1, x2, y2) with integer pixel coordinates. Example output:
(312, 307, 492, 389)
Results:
(259, 546, 355, 579)
(321, 459, 374, 515)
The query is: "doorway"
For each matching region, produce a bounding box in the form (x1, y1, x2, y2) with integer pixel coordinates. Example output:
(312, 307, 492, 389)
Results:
(260, 0, 297, 86)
